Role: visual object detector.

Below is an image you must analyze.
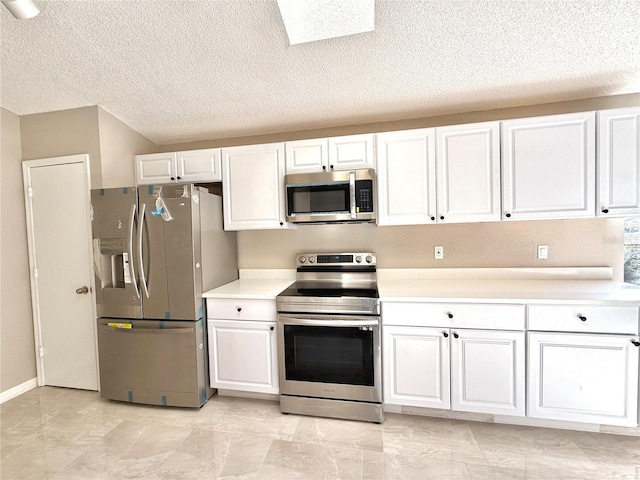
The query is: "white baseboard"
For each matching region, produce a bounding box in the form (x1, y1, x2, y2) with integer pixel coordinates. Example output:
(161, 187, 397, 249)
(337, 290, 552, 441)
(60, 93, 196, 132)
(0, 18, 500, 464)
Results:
(0, 378, 37, 404)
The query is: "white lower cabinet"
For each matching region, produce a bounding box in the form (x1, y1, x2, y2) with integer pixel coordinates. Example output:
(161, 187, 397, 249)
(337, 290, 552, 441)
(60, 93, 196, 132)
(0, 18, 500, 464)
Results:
(383, 326, 450, 409)
(451, 329, 525, 416)
(383, 323, 525, 417)
(528, 332, 639, 427)
(208, 319, 279, 394)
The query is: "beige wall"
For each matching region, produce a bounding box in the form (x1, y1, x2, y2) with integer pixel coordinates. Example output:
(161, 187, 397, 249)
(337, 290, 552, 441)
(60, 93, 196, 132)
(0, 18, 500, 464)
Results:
(0, 108, 36, 392)
(238, 218, 625, 279)
(20, 106, 103, 188)
(97, 107, 157, 188)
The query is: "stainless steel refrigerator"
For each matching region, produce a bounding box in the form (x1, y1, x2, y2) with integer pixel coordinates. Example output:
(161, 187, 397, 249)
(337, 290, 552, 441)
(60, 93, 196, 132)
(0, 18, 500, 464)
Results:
(91, 184, 238, 407)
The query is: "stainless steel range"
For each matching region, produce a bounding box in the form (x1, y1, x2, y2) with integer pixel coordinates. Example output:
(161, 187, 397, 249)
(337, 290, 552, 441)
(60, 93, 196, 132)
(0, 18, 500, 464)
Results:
(276, 252, 383, 423)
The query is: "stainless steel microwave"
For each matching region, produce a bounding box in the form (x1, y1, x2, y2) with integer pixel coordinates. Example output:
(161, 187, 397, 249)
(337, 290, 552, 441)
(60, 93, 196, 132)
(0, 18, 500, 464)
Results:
(285, 168, 376, 224)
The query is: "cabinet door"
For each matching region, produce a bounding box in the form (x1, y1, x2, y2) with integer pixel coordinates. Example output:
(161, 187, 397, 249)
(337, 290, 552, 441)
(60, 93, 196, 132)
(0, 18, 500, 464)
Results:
(208, 320, 278, 394)
(221, 143, 288, 230)
(177, 148, 222, 183)
(376, 129, 437, 225)
(597, 107, 640, 217)
(528, 332, 639, 427)
(328, 134, 375, 171)
(383, 326, 450, 409)
(436, 122, 501, 223)
(450, 329, 525, 416)
(285, 138, 329, 174)
(135, 152, 177, 185)
(502, 112, 596, 220)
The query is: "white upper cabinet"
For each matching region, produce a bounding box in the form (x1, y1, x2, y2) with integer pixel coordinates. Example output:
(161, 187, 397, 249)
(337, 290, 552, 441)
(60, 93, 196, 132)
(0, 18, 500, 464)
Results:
(501, 112, 596, 220)
(135, 152, 176, 185)
(285, 134, 375, 174)
(221, 142, 289, 231)
(377, 123, 500, 226)
(285, 138, 329, 173)
(436, 121, 501, 223)
(376, 128, 437, 225)
(597, 107, 640, 217)
(176, 149, 222, 183)
(136, 148, 222, 185)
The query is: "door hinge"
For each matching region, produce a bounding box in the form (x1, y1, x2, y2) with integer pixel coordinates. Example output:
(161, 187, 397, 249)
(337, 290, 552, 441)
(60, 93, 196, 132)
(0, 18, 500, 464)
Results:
(39, 346, 44, 358)
(27, 186, 33, 198)
(33, 267, 38, 279)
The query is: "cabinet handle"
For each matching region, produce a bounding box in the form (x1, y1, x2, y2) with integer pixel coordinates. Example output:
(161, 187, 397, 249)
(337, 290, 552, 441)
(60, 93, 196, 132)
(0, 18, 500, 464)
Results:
(632, 340, 640, 347)
(270, 326, 275, 331)
(447, 313, 453, 319)
(237, 307, 242, 312)
(601, 208, 609, 214)
(443, 332, 449, 338)
(505, 213, 512, 218)
(578, 315, 587, 322)
(453, 332, 459, 339)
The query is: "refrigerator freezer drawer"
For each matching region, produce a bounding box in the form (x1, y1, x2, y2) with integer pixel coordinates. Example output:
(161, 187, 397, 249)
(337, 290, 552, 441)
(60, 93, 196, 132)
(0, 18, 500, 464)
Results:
(97, 318, 212, 407)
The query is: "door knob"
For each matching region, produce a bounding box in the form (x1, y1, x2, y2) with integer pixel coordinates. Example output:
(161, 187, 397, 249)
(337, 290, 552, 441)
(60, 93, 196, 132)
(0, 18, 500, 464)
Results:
(75, 286, 89, 294)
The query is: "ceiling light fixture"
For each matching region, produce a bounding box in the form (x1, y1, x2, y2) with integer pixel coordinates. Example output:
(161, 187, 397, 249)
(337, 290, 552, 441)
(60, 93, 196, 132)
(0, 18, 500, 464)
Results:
(277, 0, 374, 45)
(2, 0, 39, 19)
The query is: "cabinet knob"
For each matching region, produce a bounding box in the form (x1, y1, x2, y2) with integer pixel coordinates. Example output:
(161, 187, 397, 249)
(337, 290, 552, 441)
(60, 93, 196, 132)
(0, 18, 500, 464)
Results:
(430, 216, 435, 221)
(440, 216, 445, 220)
(177, 176, 181, 180)
(237, 307, 242, 312)
(578, 315, 587, 321)
(280, 222, 284, 226)
(170, 176, 176, 181)
(602, 208, 609, 214)
(443, 332, 449, 338)
(329, 165, 334, 169)
(322, 165, 326, 170)
(270, 326, 275, 331)
(631, 340, 640, 347)
(453, 332, 459, 339)
(447, 313, 454, 319)
(505, 213, 512, 218)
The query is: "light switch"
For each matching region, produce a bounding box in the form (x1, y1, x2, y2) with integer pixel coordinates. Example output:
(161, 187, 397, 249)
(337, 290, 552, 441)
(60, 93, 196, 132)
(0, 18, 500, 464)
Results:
(537, 245, 548, 260)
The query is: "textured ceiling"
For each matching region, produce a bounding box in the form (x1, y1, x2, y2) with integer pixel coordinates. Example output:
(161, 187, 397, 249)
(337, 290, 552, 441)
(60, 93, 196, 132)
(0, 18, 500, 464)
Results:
(2, 0, 639, 146)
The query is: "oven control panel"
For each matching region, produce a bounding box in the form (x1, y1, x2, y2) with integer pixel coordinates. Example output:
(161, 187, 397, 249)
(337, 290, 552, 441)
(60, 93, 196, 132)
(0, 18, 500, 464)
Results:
(297, 252, 376, 267)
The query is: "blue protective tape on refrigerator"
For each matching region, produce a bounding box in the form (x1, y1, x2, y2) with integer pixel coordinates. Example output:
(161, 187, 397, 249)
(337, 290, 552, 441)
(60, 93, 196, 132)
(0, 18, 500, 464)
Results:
(198, 304, 203, 319)
(159, 321, 165, 329)
(128, 391, 133, 402)
(164, 311, 170, 320)
(122, 187, 128, 194)
(201, 389, 206, 404)
(148, 185, 154, 195)
(99, 189, 105, 196)
(161, 395, 167, 406)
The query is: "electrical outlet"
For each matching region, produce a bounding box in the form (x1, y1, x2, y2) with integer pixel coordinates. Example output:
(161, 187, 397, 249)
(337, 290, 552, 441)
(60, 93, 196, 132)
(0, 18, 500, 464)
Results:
(434, 246, 444, 260)
(537, 245, 548, 260)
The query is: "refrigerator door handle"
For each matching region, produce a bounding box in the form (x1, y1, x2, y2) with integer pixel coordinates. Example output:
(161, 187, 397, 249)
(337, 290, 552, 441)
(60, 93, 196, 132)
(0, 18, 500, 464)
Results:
(128, 203, 141, 299)
(138, 202, 150, 298)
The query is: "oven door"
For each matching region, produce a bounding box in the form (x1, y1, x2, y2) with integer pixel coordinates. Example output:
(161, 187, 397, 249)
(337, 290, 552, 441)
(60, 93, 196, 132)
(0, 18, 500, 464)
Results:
(278, 314, 381, 403)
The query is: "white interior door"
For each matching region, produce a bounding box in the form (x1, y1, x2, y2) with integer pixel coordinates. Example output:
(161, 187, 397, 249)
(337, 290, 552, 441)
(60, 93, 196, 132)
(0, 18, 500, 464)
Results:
(23, 154, 98, 390)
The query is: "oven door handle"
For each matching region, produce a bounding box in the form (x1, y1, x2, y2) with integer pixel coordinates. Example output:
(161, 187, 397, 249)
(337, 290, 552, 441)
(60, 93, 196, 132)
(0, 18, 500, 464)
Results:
(278, 316, 378, 328)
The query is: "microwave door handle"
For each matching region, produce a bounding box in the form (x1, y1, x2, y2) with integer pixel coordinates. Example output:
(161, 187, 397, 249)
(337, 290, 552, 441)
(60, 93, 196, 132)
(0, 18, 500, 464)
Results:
(349, 171, 356, 219)
(138, 202, 150, 298)
(128, 203, 141, 299)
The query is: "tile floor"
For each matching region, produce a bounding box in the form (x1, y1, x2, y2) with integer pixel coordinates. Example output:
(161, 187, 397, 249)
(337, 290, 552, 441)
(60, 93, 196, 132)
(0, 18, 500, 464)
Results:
(1, 387, 639, 479)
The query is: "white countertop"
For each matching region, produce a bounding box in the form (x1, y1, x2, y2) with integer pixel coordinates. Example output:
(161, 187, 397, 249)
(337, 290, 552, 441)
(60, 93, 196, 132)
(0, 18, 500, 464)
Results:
(378, 278, 640, 305)
(203, 270, 294, 300)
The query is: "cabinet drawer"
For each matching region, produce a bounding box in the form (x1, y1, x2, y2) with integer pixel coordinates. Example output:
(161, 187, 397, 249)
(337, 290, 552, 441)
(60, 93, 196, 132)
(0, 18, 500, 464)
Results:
(382, 302, 525, 330)
(527, 305, 639, 334)
(206, 298, 276, 321)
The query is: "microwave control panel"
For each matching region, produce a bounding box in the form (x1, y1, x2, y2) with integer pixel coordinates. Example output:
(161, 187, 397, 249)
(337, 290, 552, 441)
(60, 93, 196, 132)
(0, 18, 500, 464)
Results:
(355, 180, 373, 212)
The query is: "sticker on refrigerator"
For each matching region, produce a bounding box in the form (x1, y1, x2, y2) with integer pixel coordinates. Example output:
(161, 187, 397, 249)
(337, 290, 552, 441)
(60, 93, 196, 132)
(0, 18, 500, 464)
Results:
(107, 322, 132, 329)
